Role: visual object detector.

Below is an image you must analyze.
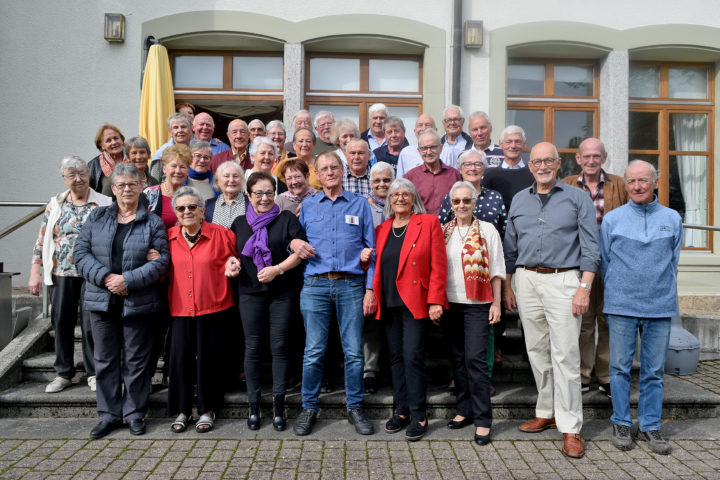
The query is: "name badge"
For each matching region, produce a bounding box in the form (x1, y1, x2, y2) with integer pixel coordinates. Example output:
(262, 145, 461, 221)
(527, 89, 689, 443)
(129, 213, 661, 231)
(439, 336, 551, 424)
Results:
(345, 215, 359, 225)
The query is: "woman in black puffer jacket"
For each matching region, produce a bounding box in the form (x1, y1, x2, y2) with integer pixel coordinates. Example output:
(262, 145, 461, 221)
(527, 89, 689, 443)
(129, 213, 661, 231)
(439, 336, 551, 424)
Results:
(75, 163, 170, 440)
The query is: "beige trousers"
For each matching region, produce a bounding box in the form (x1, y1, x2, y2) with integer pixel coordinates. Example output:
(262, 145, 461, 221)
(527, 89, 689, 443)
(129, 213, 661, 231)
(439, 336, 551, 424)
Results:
(579, 275, 610, 384)
(512, 268, 583, 433)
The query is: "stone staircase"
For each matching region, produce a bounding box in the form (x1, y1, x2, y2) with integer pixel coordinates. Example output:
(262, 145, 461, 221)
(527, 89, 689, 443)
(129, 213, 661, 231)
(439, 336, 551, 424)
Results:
(1, 313, 719, 422)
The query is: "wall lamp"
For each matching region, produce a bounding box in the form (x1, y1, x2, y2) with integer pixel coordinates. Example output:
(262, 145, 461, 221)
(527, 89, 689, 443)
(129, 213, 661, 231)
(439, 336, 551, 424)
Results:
(104, 13, 125, 43)
(464, 20, 483, 48)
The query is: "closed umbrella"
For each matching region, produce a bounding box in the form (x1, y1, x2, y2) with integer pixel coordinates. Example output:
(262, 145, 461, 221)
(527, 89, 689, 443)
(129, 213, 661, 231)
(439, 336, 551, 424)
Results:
(139, 44, 175, 157)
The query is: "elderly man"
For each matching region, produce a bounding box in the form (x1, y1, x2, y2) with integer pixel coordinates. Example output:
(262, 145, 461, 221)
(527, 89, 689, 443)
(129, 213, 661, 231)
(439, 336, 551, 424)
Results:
(209, 119, 251, 173)
(192, 112, 230, 156)
(313, 111, 336, 156)
(405, 129, 462, 216)
(343, 139, 373, 197)
(373, 117, 409, 171)
(284, 109, 313, 155)
(497, 125, 526, 170)
(361, 103, 388, 151)
(468, 111, 504, 167)
(482, 126, 535, 213)
(601, 160, 682, 455)
(562, 138, 628, 397)
(440, 105, 473, 159)
(248, 119, 266, 144)
(397, 115, 457, 178)
(150, 113, 193, 181)
(291, 151, 376, 437)
(503, 142, 600, 459)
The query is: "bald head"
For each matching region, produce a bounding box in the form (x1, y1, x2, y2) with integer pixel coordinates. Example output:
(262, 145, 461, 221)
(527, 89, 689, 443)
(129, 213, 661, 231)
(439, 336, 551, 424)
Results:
(227, 119, 249, 152)
(529, 142, 560, 187)
(576, 137, 607, 179)
(193, 113, 215, 141)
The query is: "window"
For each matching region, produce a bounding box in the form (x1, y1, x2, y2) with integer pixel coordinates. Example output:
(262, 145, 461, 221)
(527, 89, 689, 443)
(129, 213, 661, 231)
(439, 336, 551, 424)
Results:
(629, 62, 714, 249)
(506, 60, 599, 178)
(305, 54, 423, 142)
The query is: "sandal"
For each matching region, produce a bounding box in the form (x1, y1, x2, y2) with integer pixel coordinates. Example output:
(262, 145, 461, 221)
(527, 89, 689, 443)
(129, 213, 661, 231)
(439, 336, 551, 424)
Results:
(195, 412, 215, 433)
(171, 414, 192, 433)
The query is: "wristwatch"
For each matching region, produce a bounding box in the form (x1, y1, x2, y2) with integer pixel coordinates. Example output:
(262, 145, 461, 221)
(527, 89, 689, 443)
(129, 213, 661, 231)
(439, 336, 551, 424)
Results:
(276, 265, 285, 275)
(580, 282, 591, 291)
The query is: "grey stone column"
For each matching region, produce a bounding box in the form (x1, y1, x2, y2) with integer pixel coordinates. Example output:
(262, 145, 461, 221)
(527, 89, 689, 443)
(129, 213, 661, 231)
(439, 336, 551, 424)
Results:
(599, 51, 629, 176)
(283, 43, 304, 128)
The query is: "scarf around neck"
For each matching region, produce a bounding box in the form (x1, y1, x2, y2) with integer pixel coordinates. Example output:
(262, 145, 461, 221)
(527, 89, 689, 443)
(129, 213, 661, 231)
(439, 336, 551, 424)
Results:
(442, 217, 493, 302)
(188, 168, 219, 196)
(241, 203, 280, 272)
(280, 187, 317, 204)
(100, 152, 127, 178)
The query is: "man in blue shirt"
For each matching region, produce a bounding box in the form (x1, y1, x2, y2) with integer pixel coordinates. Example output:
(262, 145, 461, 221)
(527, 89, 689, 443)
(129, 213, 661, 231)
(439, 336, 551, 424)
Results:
(291, 151, 377, 437)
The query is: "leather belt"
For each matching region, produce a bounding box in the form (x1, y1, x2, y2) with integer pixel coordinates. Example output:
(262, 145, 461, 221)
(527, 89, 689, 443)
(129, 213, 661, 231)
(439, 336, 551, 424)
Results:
(315, 272, 357, 280)
(520, 266, 578, 274)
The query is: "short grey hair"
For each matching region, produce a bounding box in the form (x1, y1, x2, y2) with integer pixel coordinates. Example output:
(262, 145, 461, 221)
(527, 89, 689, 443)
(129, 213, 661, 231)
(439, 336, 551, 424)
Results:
(417, 128, 441, 146)
(385, 178, 426, 218)
(292, 109, 311, 130)
(457, 150, 488, 170)
(109, 163, 141, 184)
(443, 104, 464, 120)
(249, 136, 279, 157)
(626, 159, 659, 182)
(171, 186, 205, 210)
(60, 156, 87, 175)
(369, 103, 388, 116)
(468, 111, 491, 127)
(189, 140, 212, 154)
(124, 136, 151, 156)
(500, 125, 526, 143)
(370, 161, 395, 179)
(248, 119, 266, 130)
(313, 110, 335, 128)
(384, 116, 405, 133)
(449, 181, 478, 201)
(330, 118, 360, 144)
(167, 112, 192, 131)
(266, 120, 286, 133)
(214, 161, 246, 191)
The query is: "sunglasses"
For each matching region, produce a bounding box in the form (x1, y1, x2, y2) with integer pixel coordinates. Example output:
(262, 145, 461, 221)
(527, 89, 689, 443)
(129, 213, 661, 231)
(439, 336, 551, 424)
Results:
(451, 198, 474, 206)
(175, 205, 200, 213)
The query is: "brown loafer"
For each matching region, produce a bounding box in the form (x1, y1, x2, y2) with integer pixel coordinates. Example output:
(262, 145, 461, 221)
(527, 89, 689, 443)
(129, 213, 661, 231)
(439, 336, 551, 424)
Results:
(562, 433, 585, 458)
(518, 417, 556, 433)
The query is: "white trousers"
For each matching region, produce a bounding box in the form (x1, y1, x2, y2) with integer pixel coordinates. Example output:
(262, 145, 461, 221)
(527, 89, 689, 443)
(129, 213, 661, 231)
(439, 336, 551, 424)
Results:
(512, 268, 583, 433)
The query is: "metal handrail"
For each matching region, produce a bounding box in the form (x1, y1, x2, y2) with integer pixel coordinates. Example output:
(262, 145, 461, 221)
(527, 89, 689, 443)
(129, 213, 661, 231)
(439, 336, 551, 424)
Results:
(0, 204, 46, 242)
(683, 223, 720, 232)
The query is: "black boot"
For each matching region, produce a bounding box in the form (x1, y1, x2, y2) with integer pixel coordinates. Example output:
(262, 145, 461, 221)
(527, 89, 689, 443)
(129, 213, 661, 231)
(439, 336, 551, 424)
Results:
(273, 395, 286, 431)
(247, 403, 260, 430)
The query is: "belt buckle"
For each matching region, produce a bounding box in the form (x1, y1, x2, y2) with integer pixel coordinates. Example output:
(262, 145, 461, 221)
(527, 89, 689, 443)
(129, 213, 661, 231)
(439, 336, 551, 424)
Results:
(327, 272, 343, 280)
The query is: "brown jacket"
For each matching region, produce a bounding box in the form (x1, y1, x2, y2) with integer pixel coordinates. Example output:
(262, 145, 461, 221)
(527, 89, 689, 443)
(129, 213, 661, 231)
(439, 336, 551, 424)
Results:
(562, 170, 629, 216)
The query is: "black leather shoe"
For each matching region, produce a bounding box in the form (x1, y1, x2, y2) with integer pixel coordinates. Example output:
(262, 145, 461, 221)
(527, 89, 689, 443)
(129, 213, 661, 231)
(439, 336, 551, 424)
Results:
(385, 414, 410, 433)
(364, 377, 377, 394)
(293, 409, 318, 436)
(348, 408, 374, 435)
(247, 403, 261, 431)
(90, 420, 122, 439)
(474, 432, 491, 446)
(447, 416, 473, 429)
(129, 419, 146, 436)
(405, 420, 428, 442)
(273, 395, 286, 432)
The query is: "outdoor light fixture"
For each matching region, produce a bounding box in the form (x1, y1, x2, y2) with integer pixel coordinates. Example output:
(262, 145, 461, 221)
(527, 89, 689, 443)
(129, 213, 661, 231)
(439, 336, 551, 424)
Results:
(104, 13, 125, 43)
(464, 20, 483, 48)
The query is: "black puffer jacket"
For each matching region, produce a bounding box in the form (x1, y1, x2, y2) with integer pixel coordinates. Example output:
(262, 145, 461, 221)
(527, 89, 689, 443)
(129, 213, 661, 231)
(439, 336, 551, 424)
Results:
(74, 197, 170, 316)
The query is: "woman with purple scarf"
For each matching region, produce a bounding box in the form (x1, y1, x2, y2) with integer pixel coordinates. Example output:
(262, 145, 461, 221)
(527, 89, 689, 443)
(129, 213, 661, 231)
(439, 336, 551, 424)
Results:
(226, 172, 307, 431)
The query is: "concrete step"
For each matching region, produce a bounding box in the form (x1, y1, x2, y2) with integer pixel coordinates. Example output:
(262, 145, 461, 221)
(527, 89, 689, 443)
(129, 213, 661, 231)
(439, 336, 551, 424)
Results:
(48, 326, 83, 345)
(22, 352, 165, 383)
(1, 373, 717, 421)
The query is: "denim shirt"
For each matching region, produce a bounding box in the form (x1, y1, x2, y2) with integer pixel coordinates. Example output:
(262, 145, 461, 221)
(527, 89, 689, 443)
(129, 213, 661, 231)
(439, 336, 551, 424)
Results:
(299, 190, 376, 289)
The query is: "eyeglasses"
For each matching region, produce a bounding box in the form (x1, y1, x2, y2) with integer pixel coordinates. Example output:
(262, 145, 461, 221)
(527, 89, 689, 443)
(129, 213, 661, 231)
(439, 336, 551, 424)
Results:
(113, 182, 139, 190)
(251, 191, 275, 199)
(175, 204, 200, 213)
(418, 144, 440, 152)
(443, 117, 462, 123)
(451, 198, 474, 206)
(192, 153, 211, 161)
(63, 172, 89, 180)
(390, 192, 412, 200)
(372, 177, 393, 184)
(462, 162, 485, 169)
(317, 165, 341, 174)
(316, 122, 333, 130)
(529, 158, 558, 167)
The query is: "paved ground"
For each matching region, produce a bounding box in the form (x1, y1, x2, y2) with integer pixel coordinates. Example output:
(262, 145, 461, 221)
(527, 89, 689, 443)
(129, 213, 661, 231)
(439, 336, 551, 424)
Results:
(1, 361, 720, 479)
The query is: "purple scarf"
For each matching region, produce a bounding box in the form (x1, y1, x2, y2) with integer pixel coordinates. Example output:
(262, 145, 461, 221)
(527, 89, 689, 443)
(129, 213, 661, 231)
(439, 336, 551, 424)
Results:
(241, 203, 280, 271)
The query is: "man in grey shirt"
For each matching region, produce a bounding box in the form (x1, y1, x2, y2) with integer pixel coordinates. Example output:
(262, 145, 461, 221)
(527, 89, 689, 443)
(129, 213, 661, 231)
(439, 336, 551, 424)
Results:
(503, 142, 600, 459)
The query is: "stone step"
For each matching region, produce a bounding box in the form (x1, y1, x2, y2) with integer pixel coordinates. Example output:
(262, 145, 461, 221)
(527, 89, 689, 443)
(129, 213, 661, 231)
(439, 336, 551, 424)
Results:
(22, 352, 165, 383)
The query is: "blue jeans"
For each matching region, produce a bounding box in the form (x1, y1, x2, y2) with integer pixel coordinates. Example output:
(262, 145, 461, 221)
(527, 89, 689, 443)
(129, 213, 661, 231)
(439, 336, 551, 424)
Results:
(300, 275, 365, 411)
(607, 315, 671, 431)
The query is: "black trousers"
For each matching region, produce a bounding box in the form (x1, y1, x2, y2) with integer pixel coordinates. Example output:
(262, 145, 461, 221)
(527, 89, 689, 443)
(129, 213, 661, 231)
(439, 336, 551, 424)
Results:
(90, 310, 153, 423)
(50, 275, 94, 379)
(384, 306, 429, 422)
(239, 293, 294, 403)
(147, 282, 170, 382)
(443, 302, 492, 428)
(168, 310, 226, 416)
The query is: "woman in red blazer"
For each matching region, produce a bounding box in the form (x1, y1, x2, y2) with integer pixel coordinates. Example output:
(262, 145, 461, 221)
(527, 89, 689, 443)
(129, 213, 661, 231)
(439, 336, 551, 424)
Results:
(373, 178, 448, 442)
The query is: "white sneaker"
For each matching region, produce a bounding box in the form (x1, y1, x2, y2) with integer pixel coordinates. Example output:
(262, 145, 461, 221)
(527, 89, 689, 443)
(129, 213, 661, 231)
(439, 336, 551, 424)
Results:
(87, 376, 97, 392)
(45, 377, 72, 393)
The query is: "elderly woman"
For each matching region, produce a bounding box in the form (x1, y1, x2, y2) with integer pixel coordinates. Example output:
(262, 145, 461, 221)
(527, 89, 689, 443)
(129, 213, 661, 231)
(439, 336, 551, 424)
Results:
(29, 157, 112, 394)
(368, 161, 394, 226)
(329, 118, 360, 168)
(125, 137, 159, 187)
(441, 181, 505, 446)
(373, 178, 448, 442)
(245, 137, 288, 194)
(167, 186, 237, 434)
(205, 161, 249, 227)
(88, 124, 127, 196)
(74, 163, 170, 439)
(150, 113, 193, 182)
(275, 159, 318, 215)
(438, 150, 506, 238)
(267, 120, 290, 163)
(144, 144, 191, 230)
(187, 140, 218, 201)
(176, 102, 196, 123)
(273, 127, 322, 190)
(226, 172, 306, 431)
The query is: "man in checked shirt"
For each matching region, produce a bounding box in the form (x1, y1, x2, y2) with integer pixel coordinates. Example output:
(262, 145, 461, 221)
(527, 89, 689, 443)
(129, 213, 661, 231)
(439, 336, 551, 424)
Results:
(562, 138, 628, 398)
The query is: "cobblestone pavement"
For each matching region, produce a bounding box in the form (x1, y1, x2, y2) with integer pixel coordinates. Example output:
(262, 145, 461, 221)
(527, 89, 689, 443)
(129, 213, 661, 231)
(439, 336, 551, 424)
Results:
(678, 359, 720, 396)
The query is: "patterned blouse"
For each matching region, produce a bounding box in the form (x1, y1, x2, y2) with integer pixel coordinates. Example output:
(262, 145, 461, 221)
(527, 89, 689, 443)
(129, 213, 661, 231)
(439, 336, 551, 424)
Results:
(211, 195, 247, 228)
(32, 200, 97, 277)
(437, 187, 507, 239)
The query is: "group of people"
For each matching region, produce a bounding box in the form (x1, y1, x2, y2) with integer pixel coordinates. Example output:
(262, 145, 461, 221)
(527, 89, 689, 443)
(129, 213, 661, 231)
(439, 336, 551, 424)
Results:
(29, 102, 681, 458)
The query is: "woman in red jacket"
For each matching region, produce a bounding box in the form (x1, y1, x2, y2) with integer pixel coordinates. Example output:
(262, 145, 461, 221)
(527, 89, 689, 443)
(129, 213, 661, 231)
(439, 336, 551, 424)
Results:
(373, 178, 448, 442)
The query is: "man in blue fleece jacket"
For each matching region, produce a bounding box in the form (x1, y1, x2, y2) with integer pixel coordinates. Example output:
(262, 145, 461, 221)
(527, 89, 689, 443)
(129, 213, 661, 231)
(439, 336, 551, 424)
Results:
(600, 160, 682, 455)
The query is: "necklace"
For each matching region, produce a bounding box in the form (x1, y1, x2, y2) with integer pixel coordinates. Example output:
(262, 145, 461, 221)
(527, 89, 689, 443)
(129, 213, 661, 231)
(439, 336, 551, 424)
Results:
(184, 225, 202, 243)
(118, 211, 136, 223)
(392, 223, 408, 238)
(161, 182, 173, 196)
(456, 223, 471, 239)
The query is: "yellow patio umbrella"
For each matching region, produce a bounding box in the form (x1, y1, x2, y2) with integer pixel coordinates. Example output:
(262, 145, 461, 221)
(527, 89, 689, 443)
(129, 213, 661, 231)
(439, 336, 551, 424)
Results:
(139, 44, 175, 157)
